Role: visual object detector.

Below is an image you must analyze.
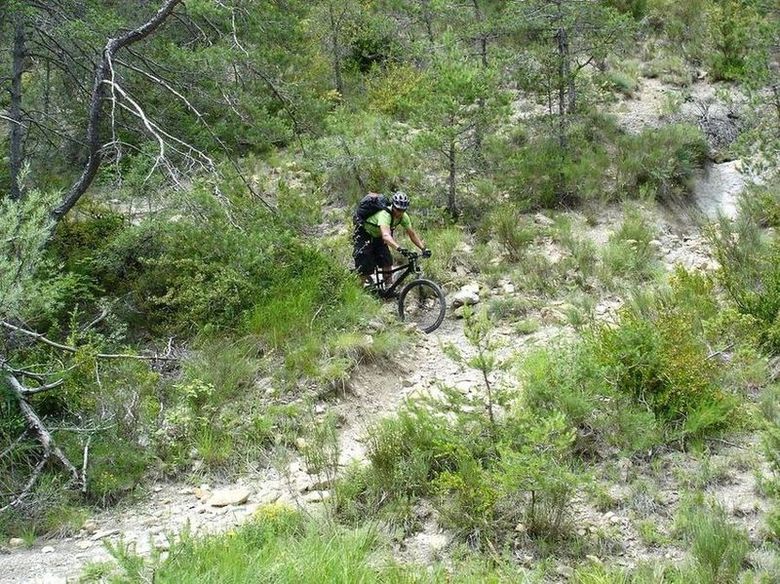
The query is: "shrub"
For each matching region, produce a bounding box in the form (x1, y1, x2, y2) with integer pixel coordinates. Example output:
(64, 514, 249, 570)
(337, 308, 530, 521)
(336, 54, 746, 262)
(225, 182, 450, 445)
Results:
(641, 52, 692, 86)
(674, 500, 750, 583)
(602, 68, 640, 98)
(738, 176, 780, 229)
(499, 127, 613, 209)
(522, 270, 739, 455)
(420, 226, 475, 287)
(483, 206, 538, 261)
(615, 124, 708, 202)
(761, 383, 780, 541)
(349, 373, 582, 547)
(520, 344, 656, 456)
(592, 299, 727, 424)
(708, 216, 780, 353)
(706, 0, 775, 83)
(600, 205, 660, 286)
(82, 432, 150, 505)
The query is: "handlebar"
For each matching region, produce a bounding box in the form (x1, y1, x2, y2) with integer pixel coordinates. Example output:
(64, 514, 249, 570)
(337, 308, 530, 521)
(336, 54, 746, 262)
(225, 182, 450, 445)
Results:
(399, 249, 431, 259)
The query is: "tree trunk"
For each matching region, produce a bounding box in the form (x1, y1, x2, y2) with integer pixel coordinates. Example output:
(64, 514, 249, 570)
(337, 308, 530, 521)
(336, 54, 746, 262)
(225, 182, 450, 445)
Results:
(556, 26, 569, 151)
(9, 14, 26, 201)
(471, 0, 486, 163)
(566, 65, 577, 114)
(447, 137, 458, 218)
(328, 3, 344, 96)
(421, 0, 435, 45)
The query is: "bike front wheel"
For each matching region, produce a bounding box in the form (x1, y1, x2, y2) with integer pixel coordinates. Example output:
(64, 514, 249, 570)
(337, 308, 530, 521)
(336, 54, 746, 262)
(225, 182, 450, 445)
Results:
(398, 278, 446, 333)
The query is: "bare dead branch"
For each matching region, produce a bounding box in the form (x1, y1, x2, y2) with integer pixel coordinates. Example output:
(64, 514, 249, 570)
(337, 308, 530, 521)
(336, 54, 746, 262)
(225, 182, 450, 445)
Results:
(0, 451, 49, 514)
(6, 374, 81, 485)
(113, 57, 275, 211)
(14, 378, 65, 396)
(52, 0, 184, 222)
(81, 435, 91, 494)
(80, 308, 109, 333)
(1, 320, 178, 362)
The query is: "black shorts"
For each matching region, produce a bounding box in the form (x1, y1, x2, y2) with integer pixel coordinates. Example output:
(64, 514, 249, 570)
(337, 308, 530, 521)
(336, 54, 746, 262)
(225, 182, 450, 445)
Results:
(353, 227, 391, 276)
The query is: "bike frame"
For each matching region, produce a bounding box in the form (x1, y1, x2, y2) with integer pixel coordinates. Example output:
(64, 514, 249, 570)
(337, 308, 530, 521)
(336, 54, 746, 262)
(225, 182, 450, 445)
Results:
(370, 255, 422, 298)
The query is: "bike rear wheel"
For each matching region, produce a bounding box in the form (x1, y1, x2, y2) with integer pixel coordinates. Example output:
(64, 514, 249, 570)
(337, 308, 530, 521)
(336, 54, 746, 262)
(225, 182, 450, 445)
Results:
(397, 278, 446, 333)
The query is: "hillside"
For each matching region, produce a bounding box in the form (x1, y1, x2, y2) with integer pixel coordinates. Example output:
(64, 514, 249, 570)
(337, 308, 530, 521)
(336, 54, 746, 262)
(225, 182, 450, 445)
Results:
(1, 1, 779, 582)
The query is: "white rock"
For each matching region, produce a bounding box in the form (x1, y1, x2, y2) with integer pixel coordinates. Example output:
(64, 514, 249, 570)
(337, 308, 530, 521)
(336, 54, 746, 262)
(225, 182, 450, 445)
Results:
(451, 283, 480, 308)
(8, 537, 24, 548)
(41, 545, 55, 553)
(303, 490, 331, 503)
(534, 213, 555, 226)
(91, 529, 120, 541)
(207, 487, 252, 507)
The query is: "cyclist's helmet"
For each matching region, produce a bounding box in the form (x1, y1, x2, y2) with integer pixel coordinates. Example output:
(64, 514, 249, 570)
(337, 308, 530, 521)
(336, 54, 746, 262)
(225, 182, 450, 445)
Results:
(391, 191, 410, 210)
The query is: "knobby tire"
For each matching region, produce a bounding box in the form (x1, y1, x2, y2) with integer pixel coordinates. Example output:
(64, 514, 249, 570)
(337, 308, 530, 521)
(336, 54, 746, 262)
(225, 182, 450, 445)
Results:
(397, 278, 446, 333)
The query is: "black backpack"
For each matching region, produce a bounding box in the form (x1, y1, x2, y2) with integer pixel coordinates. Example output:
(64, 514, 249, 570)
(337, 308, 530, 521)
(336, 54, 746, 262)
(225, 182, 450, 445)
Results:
(353, 193, 390, 226)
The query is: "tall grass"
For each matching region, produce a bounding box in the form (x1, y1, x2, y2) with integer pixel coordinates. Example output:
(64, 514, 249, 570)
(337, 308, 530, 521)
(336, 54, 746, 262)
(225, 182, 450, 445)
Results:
(96, 504, 538, 583)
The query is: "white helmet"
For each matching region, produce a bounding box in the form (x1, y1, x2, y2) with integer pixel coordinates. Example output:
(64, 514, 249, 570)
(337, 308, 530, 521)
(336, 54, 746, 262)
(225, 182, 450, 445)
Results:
(391, 191, 410, 210)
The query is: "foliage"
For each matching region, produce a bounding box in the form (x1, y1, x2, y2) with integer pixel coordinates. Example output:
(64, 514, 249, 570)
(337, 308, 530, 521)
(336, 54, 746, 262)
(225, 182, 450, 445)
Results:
(484, 207, 538, 261)
(0, 188, 56, 319)
(708, 215, 780, 353)
(674, 499, 751, 583)
(339, 364, 581, 548)
(738, 176, 780, 229)
(591, 287, 730, 425)
(614, 124, 708, 203)
(761, 383, 780, 541)
(522, 268, 740, 457)
(94, 502, 541, 583)
(599, 205, 660, 287)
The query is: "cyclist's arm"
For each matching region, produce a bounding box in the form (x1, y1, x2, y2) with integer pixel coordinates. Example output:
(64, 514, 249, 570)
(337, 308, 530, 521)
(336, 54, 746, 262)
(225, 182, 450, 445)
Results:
(380, 225, 402, 250)
(406, 227, 426, 251)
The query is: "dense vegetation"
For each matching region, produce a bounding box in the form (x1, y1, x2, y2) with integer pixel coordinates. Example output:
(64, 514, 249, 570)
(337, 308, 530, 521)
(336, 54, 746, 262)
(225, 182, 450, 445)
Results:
(1, 0, 778, 581)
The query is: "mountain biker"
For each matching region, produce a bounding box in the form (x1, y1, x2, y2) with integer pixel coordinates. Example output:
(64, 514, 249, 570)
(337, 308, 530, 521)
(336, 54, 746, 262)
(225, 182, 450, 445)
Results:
(353, 191, 429, 286)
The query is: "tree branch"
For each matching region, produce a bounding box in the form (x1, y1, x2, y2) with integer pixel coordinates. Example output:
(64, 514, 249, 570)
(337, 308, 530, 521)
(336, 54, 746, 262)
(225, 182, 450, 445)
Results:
(1, 320, 178, 361)
(52, 0, 184, 222)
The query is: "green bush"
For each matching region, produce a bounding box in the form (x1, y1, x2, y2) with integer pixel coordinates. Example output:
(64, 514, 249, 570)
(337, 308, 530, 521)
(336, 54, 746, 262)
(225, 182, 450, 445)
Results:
(615, 124, 708, 202)
(708, 216, 780, 354)
(341, 380, 582, 547)
(738, 176, 780, 229)
(600, 206, 660, 286)
(706, 0, 775, 83)
(761, 383, 780, 541)
(0, 473, 86, 539)
(499, 126, 613, 209)
(592, 300, 726, 424)
(602, 68, 640, 98)
(82, 432, 150, 505)
(674, 500, 750, 583)
(484, 206, 538, 261)
(522, 270, 739, 455)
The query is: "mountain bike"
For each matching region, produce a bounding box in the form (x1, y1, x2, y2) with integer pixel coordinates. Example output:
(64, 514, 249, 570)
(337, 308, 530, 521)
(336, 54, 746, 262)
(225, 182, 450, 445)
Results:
(365, 250, 446, 333)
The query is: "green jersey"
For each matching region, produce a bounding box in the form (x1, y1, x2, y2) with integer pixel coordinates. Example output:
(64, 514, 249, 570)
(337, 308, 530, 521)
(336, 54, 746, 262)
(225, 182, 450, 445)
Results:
(362, 209, 411, 238)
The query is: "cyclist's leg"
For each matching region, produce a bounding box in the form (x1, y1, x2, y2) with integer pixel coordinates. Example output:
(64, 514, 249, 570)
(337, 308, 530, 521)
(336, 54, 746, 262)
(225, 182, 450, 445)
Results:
(374, 239, 393, 287)
(353, 229, 376, 285)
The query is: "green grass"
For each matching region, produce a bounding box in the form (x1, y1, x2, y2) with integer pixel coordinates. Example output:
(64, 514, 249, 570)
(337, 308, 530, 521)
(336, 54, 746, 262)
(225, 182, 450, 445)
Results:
(91, 504, 541, 583)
